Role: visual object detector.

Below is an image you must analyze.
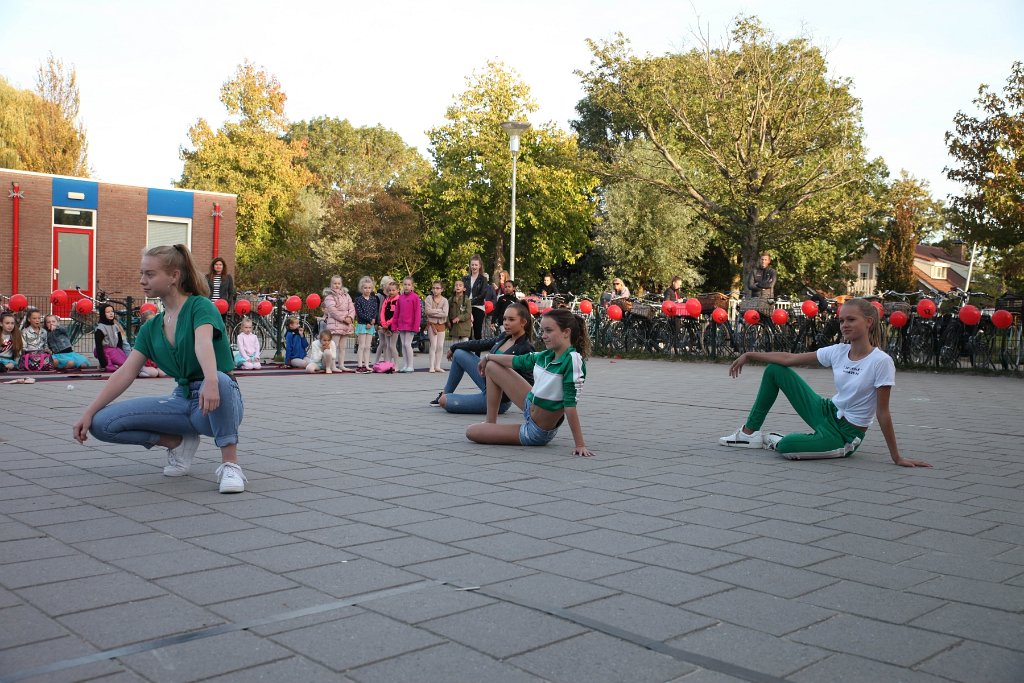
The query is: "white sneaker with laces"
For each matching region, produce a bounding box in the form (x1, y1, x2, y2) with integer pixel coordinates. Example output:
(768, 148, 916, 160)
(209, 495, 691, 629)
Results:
(163, 432, 200, 476)
(763, 433, 785, 451)
(215, 462, 247, 493)
(718, 427, 764, 448)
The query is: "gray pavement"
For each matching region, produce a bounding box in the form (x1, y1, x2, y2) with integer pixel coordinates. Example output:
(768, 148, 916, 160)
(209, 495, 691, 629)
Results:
(1, 358, 1022, 683)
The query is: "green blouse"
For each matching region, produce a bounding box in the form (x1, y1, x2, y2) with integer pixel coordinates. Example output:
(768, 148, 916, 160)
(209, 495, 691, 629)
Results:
(133, 296, 235, 387)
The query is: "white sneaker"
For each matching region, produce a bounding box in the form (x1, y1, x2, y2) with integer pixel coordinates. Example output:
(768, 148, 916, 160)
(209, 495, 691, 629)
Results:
(763, 433, 785, 451)
(718, 427, 764, 448)
(215, 462, 247, 493)
(163, 433, 200, 476)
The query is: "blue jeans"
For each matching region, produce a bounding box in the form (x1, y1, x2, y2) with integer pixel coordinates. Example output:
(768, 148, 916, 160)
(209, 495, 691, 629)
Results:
(90, 372, 244, 448)
(442, 349, 509, 415)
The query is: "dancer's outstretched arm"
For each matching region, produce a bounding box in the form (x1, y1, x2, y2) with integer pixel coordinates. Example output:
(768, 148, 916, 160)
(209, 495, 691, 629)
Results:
(730, 351, 819, 378)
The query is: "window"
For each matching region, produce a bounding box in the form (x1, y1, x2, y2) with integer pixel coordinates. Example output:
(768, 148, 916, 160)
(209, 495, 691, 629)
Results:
(147, 217, 191, 249)
(54, 207, 95, 228)
(859, 263, 872, 280)
(932, 265, 948, 280)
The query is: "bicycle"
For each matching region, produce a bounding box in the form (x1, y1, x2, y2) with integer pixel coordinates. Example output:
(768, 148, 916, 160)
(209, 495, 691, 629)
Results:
(936, 288, 996, 370)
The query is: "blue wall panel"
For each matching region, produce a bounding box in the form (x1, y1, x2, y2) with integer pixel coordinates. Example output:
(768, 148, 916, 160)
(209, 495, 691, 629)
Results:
(147, 188, 193, 218)
(52, 178, 98, 209)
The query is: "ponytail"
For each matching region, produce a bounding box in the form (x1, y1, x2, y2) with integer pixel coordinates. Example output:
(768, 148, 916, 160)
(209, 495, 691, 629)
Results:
(145, 244, 209, 297)
(543, 308, 591, 359)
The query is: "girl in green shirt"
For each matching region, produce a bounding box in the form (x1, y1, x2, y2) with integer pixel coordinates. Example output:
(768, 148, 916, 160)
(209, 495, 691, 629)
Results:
(73, 244, 247, 494)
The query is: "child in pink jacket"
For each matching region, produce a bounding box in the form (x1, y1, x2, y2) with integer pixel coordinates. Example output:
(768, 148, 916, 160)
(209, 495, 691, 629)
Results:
(322, 275, 356, 372)
(233, 318, 262, 370)
(393, 276, 422, 373)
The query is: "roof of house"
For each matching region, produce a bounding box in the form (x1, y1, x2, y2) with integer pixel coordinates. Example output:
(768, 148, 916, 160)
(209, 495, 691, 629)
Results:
(915, 265, 965, 294)
(915, 244, 968, 265)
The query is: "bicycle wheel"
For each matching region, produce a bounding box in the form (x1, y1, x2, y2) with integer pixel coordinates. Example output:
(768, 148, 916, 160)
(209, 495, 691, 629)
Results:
(937, 320, 963, 369)
(969, 321, 995, 370)
(884, 326, 905, 366)
(606, 321, 627, 353)
(907, 324, 934, 367)
(1006, 325, 1023, 371)
(650, 320, 675, 355)
(743, 324, 772, 353)
(624, 318, 653, 353)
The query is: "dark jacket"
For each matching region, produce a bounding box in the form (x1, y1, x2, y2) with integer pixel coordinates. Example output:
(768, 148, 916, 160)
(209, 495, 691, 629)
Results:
(47, 326, 74, 354)
(205, 274, 236, 303)
(747, 267, 777, 299)
(284, 330, 310, 364)
(493, 293, 519, 323)
(461, 274, 494, 307)
(451, 332, 535, 385)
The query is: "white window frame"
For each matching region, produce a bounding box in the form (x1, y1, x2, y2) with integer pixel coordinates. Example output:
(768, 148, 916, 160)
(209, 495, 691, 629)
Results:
(146, 215, 192, 250)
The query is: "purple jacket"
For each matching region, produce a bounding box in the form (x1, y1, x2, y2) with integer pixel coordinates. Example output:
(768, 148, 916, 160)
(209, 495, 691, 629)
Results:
(393, 291, 422, 332)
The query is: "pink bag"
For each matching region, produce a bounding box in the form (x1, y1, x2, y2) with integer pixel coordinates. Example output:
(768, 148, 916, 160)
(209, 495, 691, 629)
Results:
(18, 352, 53, 372)
(372, 361, 396, 374)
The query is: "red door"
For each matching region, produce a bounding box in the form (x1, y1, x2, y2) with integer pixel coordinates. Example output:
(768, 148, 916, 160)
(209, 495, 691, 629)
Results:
(52, 227, 94, 317)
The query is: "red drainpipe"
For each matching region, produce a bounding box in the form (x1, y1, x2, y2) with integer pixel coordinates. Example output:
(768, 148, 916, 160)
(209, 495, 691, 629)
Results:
(211, 203, 221, 258)
(9, 183, 23, 292)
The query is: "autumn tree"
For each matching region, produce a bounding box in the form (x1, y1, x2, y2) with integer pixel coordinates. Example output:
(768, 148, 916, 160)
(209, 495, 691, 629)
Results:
(179, 61, 311, 272)
(576, 17, 874, 291)
(422, 61, 598, 287)
(875, 172, 945, 293)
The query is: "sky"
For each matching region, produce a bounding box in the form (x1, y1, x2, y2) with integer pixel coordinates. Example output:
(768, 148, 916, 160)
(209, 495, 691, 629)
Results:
(1, 0, 1020, 202)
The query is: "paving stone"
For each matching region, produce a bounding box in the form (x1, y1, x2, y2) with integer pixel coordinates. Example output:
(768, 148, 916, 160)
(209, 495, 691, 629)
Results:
(798, 579, 945, 624)
(36, 516, 153, 543)
(0, 553, 117, 589)
(57, 595, 222, 649)
(719, 536, 840, 567)
(395, 517, 500, 543)
(297, 522, 405, 548)
(705, 558, 837, 598)
(207, 585, 350, 635)
(813, 532, 928, 563)
(346, 506, 443, 527)
(667, 623, 828, 678)
(148, 514, 255, 538)
(250, 510, 347, 533)
(790, 653, 949, 683)
(286, 559, 423, 598)
(623, 542, 745, 574)
(347, 535, 466, 566)
(686, 587, 834, 635)
(406, 553, 536, 585)
(231, 541, 354, 573)
(489, 572, 620, 608)
(9, 504, 115, 526)
(120, 630, 293, 683)
(908, 574, 1024, 611)
(0, 603, 72, 649)
(350, 642, 544, 683)
(668, 507, 763, 529)
(900, 528, 1013, 557)
(569, 593, 716, 640)
(422, 602, 586, 658)
(156, 564, 298, 605)
(910, 602, 1024, 651)
(491, 514, 596, 539)
(189, 527, 299, 554)
(366, 583, 496, 624)
(15, 571, 167, 616)
(72, 532, 198, 561)
(203, 656, 347, 683)
(509, 631, 694, 683)
(454, 532, 568, 561)
(647, 524, 756, 549)
(790, 614, 959, 666)
(0, 537, 77, 564)
(110, 547, 241, 579)
(270, 611, 443, 671)
(595, 566, 730, 605)
(809, 554, 938, 590)
(917, 640, 1024, 683)
(0, 633, 125, 681)
(520, 549, 643, 580)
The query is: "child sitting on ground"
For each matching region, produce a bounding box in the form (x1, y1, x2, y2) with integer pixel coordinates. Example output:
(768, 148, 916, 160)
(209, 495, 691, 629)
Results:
(44, 314, 91, 369)
(305, 329, 337, 373)
(20, 308, 53, 371)
(1, 312, 24, 371)
(284, 316, 310, 369)
(233, 318, 262, 370)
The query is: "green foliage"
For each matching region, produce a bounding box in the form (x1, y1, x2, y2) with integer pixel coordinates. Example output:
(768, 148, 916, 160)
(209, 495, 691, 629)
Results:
(875, 172, 945, 294)
(421, 61, 599, 287)
(946, 61, 1024, 250)
(576, 17, 874, 291)
(0, 54, 89, 176)
(179, 61, 312, 272)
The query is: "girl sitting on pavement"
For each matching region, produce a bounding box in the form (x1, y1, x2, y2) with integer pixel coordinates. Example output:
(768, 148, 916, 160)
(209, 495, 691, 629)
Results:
(73, 243, 247, 494)
(466, 308, 593, 457)
(433, 302, 534, 414)
(284, 316, 310, 369)
(44, 314, 91, 369)
(305, 329, 337, 374)
(20, 308, 53, 371)
(94, 303, 129, 372)
(353, 276, 378, 373)
(720, 297, 931, 467)
(1, 312, 24, 371)
(233, 318, 262, 370)
(322, 274, 355, 372)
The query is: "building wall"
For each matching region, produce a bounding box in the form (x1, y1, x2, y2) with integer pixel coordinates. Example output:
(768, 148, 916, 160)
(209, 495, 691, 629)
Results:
(1, 168, 236, 302)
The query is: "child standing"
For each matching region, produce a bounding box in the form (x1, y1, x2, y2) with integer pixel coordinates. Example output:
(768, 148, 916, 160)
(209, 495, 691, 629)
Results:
(322, 275, 356, 372)
(720, 298, 931, 467)
(425, 280, 449, 373)
(393, 276, 422, 373)
(305, 330, 338, 373)
(284, 316, 310, 369)
(353, 276, 378, 373)
(377, 280, 399, 366)
(1, 312, 24, 370)
(95, 303, 128, 372)
(44, 314, 90, 369)
(448, 280, 472, 344)
(233, 318, 262, 370)
(20, 309, 53, 371)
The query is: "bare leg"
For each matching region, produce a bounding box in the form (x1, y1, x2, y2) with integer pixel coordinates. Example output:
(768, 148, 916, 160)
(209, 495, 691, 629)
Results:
(331, 334, 344, 370)
(466, 421, 523, 444)
(289, 358, 307, 368)
(323, 349, 335, 373)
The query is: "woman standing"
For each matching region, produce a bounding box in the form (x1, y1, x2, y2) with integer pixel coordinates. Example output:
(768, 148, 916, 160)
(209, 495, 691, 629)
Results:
(461, 255, 493, 340)
(205, 257, 235, 305)
(73, 244, 247, 493)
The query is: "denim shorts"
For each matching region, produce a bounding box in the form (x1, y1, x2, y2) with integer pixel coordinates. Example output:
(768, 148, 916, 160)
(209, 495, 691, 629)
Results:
(519, 397, 560, 446)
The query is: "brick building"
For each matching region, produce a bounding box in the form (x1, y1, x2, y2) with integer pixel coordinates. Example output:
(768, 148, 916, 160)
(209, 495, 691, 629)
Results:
(1, 169, 236, 313)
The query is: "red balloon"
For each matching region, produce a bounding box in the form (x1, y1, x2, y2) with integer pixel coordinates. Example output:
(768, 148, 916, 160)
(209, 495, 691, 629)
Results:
(712, 307, 728, 324)
(917, 299, 936, 319)
(958, 304, 981, 326)
(75, 298, 93, 315)
(139, 303, 158, 315)
(306, 293, 322, 309)
(871, 300, 885, 316)
(9, 294, 27, 312)
(608, 304, 623, 321)
(257, 300, 274, 316)
(889, 310, 909, 328)
(743, 309, 760, 325)
(50, 290, 68, 307)
(579, 300, 593, 315)
(541, 307, 552, 314)
(661, 300, 675, 316)
(234, 299, 251, 316)
(484, 300, 495, 314)
(801, 300, 819, 318)
(992, 309, 1013, 329)
(214, 298, 229, 314)
(771, 308, 789, 325)
(285, 295, 302, 312)
(527, 301, 539, 315)
(685, 298, 702, 318)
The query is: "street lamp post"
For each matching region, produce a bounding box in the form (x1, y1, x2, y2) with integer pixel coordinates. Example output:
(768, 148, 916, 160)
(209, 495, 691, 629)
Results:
(500, 121, 530, 282)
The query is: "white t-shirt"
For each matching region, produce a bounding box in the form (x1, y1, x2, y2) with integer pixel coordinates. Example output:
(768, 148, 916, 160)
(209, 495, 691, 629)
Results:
(816, 344, 895, 427)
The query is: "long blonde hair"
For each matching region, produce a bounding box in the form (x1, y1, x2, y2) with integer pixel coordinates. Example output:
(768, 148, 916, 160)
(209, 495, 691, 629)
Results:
(842, 298, 883, 348)
(145, 245, 209, 297)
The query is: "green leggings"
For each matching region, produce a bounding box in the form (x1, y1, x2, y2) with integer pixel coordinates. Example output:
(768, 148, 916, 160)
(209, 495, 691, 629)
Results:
(746, 364, 865, 457)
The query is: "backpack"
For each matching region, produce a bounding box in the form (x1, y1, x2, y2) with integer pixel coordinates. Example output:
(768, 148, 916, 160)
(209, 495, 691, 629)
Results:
(372, 360, 396, 374)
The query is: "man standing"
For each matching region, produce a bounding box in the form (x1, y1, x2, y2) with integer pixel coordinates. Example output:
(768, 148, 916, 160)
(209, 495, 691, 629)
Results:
(747, 253, 777, 299)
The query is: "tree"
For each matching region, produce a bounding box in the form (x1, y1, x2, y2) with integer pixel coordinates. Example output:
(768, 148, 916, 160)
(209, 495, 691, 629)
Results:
(945, 61, 1024, 250)
(576, 17, 873, 291)
(875, 172, 945, 293)
(179, 61, 311, 271)
(422, 61, 598, 287)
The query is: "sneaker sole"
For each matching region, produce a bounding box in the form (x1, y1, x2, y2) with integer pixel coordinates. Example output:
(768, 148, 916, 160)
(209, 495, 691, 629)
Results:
(219, 483, 245, 493)
(718, 439, 763, 448)
(163, 467, 190, 477)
